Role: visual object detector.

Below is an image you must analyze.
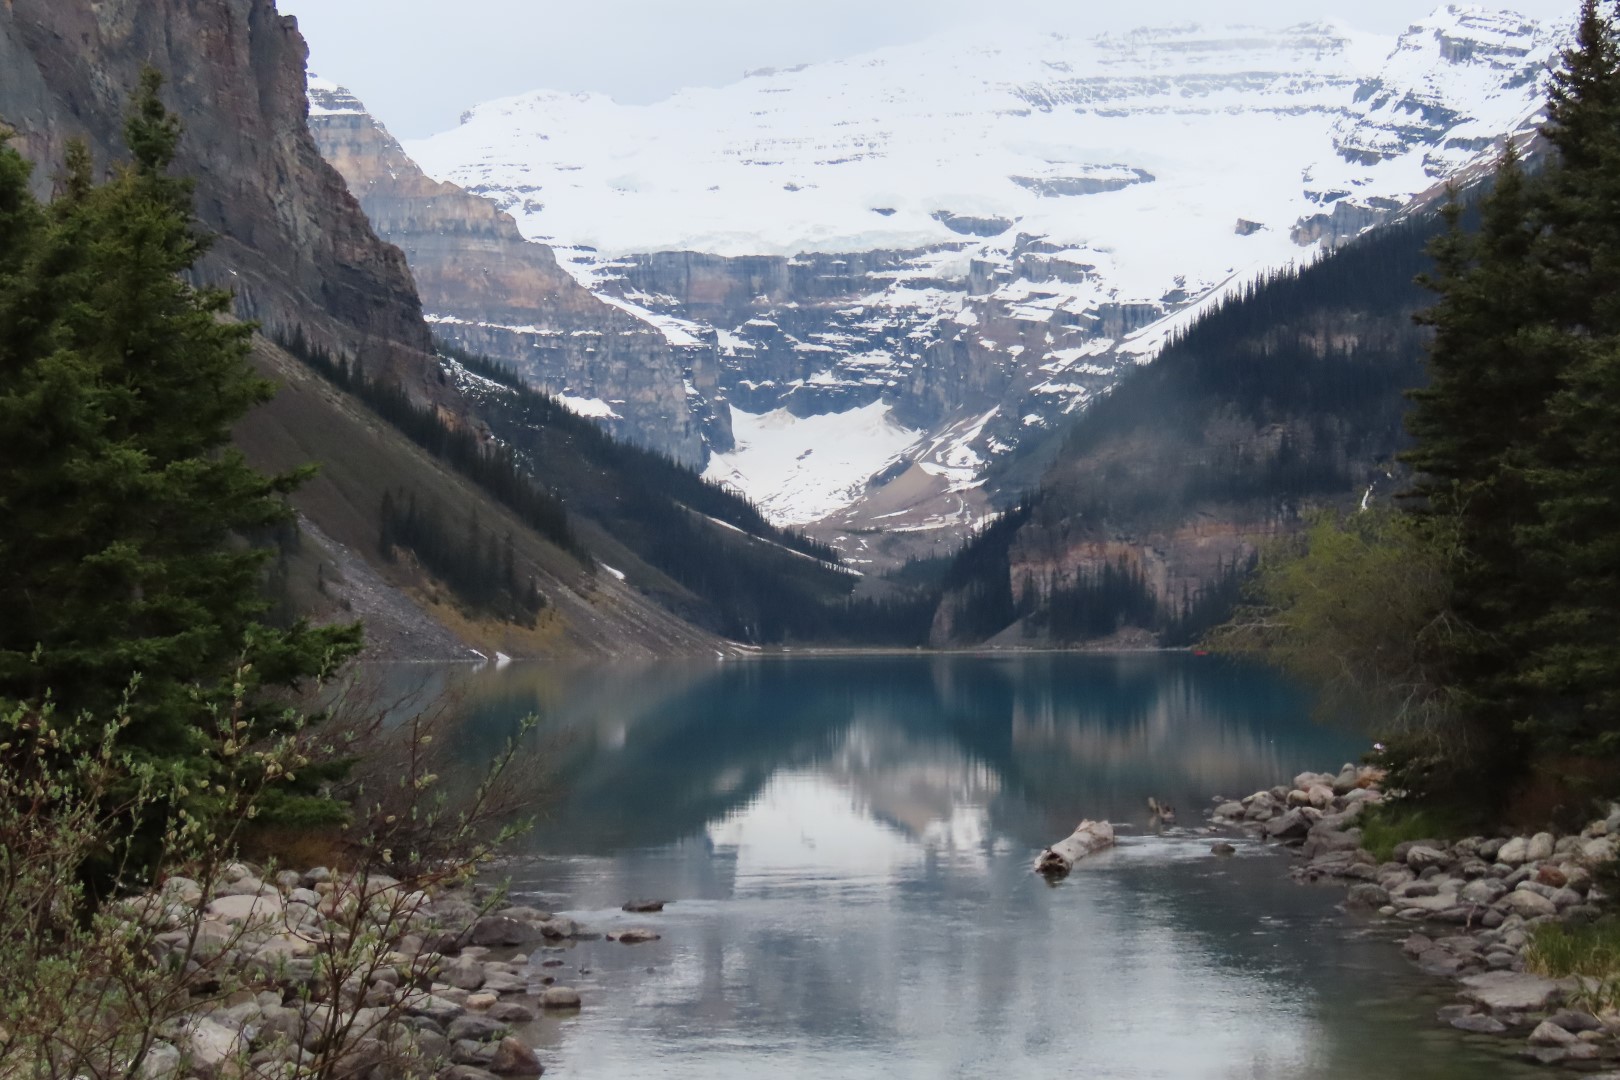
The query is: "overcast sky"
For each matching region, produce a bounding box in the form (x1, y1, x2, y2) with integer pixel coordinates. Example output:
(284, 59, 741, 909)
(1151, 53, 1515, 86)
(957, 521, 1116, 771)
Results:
(280, 0, 1583, 139)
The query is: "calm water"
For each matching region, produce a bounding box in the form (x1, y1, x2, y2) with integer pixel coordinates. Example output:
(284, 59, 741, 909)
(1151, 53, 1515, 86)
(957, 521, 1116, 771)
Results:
(403, 654, 1535, 1079)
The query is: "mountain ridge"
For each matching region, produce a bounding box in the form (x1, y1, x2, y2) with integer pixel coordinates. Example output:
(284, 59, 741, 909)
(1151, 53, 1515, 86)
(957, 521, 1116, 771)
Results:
(397, 4, 1565, 567)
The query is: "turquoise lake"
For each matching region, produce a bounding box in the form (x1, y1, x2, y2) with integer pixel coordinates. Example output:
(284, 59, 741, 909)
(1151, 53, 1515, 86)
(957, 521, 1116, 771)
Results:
(399, 653, 1539, 1079)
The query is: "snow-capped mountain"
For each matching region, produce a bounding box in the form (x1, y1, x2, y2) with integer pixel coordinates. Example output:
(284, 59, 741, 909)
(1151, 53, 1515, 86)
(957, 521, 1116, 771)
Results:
(404, 5, 1563, 562)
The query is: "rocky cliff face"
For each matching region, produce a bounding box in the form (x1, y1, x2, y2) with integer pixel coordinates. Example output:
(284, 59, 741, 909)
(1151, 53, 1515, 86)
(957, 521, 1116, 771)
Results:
(305, 80, 729, 466)
(0, 0, 438, 389)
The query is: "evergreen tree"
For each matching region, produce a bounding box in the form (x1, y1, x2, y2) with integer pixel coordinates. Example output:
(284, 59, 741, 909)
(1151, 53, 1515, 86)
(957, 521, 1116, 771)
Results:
(1401, 146, 1559, 777)
(0, 71, 361, 827)
(1520, 1, 1620, 753)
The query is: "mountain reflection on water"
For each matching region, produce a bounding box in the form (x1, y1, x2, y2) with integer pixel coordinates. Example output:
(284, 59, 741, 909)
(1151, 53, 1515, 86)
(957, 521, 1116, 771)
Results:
(403, 654, 1534, 1079)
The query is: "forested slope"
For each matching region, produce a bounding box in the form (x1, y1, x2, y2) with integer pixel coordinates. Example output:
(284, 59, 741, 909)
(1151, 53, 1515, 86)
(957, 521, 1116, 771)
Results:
(931, 210, 1453, 648)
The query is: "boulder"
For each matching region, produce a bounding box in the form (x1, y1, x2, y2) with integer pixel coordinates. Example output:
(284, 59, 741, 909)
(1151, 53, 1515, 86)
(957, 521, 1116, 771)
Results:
(186, 1018, 246, 1074)
(488, 1038, 543, 1076)
(1548, 1009, 1604, 1034)
(1332, 764, 1361, 795)
(204, 892, 282, 926)
(1307, 784, 1335, 809)
(445, 956, 486, 992)
(1265, 808, 1312, 840)
(470, 917, 531, 947)
(1581, 837, 1618, 864)
(1499, 889, 1558, 919)
(1452, 1014, 1508, 1034)
(1461, 879, 1508, 905)
(1210, 842, 1237, 856)
(488, 1002, 537, 1024)
(481, 971, 529, 994)
(622, 900, 668, 913)
(1529, 1021, 1578, 1046)
(448, 1014, 510, 1043)
(1213, 802, 1246, 819)
(538, 917, 580, 939)
(1459, 971, 1564, 1013)
(1406, 846, 1449, 873)
(1497, 837, 1530, 865)
(1345, 884, 1390, 910)
(617, 928, 661, 944)
(137, 1041, 183, 1080)
(1527, 833, 1556, 862)
(540, 987, 582, 1010)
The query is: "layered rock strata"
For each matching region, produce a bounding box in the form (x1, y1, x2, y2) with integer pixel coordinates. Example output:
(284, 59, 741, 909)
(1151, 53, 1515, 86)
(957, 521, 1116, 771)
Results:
(306, 79, 729, 466)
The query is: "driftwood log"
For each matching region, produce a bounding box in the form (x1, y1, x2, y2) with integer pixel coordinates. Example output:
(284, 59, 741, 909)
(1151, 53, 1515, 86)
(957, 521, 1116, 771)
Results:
(1034, 819, 1116, 877)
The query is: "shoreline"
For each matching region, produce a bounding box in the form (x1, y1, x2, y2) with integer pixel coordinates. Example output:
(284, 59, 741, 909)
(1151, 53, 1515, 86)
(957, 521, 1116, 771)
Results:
(1215, 766, 1620, 1070)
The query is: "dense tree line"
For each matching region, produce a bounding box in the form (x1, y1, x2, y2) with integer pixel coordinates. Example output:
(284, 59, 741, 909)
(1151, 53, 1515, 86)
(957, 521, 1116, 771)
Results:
(444, 346, 841, 564)
(1052, 212, 1444, 526)
(281, 330, 589, 563)
(379, 489, 544, 626)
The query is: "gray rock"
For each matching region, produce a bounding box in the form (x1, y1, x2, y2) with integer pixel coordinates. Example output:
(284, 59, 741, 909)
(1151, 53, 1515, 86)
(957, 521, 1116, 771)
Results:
(470, 916, 534, 947)
(1528, 1020, 1578, 1046)
(1497, 837, 1530, 865)
(448, 1014, 510, 1043)
(453, 1038, 499, 1066)
(1210, 842, 1237, 856)
(1451, 1014, 1508, 1034)
(1462, 879, 1508, 905)
(616, 928, 661, 944)
(480, 972, 529, 995)
(1393, 840, 1445, 864)
(541, 987, 582, 1009)
(445, 956, 486, 991)
(1265, 808, 1312, 840)
(622, 899, 668, 913)
(1332, 764, 1361, 796)
(1302, 828, 1361, 859)
(487, 1037, 543, 1077)
(405, 994, 466, 1026)
(1402, 933, 1434, 958)
(1548, 1009, 1603, 1033)
(487, 1002, 536, 1023)
(137, 1041, 182, 1080)
(1407, 845, 1449, 872)
(1416, 949, 1466, 976)
(1551, 887, 1585, 909)
(1527, 832, 1556, 862)
(1346, 884, 1390, 909)
(538, 917, 579, 939)
(1477, 838, 1506, 860)
(1459, 971, 1564, 1013)
(1214, 801, 1246, 819)
(1499, 889, 1558, 919)
(1396, 880, 1440, 898)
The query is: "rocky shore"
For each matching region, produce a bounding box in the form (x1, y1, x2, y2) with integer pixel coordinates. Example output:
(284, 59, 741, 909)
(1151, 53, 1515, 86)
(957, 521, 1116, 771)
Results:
(122, 862, 664, 1079)
(1211, 765, 1620, 1071)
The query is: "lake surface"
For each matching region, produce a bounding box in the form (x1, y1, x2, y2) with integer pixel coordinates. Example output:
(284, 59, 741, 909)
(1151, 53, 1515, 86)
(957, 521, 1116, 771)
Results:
(406, 653, 1537, 1079)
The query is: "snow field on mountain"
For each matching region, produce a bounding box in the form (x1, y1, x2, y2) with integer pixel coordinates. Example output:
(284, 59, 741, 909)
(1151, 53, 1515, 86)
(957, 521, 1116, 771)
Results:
(702, 403, 924, 525)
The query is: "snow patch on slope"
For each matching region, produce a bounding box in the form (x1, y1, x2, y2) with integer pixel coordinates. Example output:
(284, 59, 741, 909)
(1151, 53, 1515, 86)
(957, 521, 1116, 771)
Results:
(703, 403, 923, 525)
